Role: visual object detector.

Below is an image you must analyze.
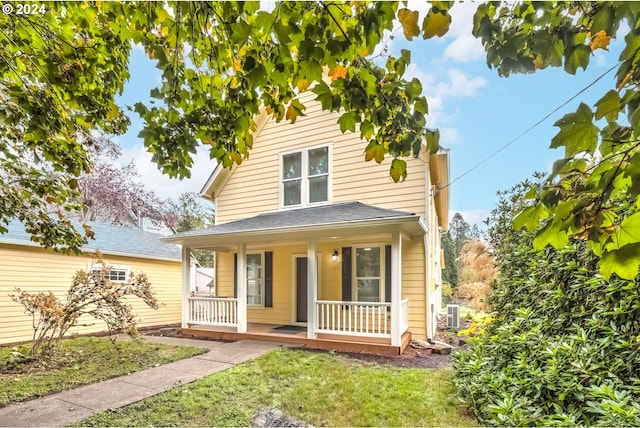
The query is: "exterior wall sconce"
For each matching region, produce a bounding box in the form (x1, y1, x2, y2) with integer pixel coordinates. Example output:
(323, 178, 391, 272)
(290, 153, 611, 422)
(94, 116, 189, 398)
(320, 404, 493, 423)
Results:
(331, 249, 339, 262)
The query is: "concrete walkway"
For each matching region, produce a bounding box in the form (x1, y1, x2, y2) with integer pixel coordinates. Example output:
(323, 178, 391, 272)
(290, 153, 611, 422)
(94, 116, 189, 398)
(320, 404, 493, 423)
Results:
(0, 337, 287, 427)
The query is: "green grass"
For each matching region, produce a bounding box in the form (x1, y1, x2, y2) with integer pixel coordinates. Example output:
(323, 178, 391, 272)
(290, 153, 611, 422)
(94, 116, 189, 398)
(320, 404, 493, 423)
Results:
(0, 336, 206, 406)
(78, 348, 478, 427)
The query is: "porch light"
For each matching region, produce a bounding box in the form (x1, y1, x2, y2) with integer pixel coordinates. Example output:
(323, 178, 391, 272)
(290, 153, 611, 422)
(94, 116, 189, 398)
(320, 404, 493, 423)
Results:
(331, 249, 339, 262)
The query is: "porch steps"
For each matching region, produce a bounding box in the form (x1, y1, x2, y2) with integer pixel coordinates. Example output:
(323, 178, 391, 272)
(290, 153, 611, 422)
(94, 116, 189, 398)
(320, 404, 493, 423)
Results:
(180, 328, 412, 356)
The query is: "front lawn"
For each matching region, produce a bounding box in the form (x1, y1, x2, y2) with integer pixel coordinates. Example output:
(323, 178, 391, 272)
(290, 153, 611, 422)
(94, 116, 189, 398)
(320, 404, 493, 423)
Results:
(79, 348, 477, 427)
(0, 336, 206, 406)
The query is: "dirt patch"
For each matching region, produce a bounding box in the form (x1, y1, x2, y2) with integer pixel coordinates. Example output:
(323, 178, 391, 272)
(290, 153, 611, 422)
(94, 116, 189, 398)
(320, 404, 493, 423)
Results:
(303, 344, 457, 369)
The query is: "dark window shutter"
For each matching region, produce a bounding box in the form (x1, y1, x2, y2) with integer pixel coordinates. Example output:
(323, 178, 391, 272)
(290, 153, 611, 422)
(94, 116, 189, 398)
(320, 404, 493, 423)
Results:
(341, 247, 352, 301)
(385, 245, 391, 302)
(233, 253, 238, 298)
(264, 251, 273, 307)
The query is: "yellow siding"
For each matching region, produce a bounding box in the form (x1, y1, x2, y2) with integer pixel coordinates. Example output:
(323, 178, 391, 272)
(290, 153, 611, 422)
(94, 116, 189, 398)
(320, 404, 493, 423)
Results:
(216, 240, 428, 340)
(215, 93, 426, 225)
(0, 244, 181, 345)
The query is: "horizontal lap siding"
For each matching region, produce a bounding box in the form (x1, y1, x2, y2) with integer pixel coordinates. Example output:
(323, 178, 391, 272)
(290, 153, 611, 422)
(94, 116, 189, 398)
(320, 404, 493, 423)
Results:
(0, 244, 181, 345)
(402, 238, 427, 340)
(215, 95, 426, 224)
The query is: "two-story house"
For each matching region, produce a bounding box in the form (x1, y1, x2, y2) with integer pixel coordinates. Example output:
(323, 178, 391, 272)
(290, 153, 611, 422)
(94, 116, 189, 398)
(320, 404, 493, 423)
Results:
(164, 93, 449, 355)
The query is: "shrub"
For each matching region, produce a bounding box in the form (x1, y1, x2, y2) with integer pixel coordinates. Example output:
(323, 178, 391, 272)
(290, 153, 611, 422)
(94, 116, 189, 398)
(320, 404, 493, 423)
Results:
(11, 254, 158, 361)
(453, 179, 640, 426)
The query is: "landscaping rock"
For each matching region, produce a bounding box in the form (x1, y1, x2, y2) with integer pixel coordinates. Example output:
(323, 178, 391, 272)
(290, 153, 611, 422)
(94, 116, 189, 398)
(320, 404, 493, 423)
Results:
(431, 344, 452, 355)
(253, 407, 313, 427)
(410, 340, 431, 350)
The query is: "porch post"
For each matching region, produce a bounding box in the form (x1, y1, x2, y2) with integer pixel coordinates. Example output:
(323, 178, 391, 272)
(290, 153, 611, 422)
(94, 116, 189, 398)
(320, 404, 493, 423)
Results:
(181, 246, 191, 328)
(391, 230, 403, 346)
(237, 243, 247, 333)
(307, 239, 317, 339)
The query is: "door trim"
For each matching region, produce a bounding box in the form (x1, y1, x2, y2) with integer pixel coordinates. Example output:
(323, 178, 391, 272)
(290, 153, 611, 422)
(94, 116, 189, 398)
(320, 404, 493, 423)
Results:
(290, 253, 321, 326)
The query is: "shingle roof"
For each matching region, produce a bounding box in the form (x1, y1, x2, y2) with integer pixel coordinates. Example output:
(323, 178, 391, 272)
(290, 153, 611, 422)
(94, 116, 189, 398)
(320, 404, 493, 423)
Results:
(1, 219, 181, 261)
(169, 202, 417, 239)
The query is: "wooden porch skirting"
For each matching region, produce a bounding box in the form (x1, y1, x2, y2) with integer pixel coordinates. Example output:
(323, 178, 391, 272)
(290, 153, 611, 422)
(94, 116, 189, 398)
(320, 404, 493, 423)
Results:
(180, 325, 412, 356)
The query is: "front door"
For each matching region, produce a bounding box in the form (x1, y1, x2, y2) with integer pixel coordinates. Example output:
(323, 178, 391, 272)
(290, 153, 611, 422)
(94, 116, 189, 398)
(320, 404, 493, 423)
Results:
(296, 257, 307, 323)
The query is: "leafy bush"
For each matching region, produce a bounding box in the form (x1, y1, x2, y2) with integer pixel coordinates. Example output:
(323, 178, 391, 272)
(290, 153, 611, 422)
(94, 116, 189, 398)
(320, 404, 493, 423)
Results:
(453, 179, 640, 426)
(441, 282, 453, 304)
(11, 254, 158, 361)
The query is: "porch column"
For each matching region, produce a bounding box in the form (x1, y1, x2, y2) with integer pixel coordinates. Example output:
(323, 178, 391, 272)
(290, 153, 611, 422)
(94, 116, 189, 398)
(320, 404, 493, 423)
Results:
(307, 239, 317, 339)
(391, 230, 403, 346)
(237, 243, 248, 333)
(181, 246, 191, 328)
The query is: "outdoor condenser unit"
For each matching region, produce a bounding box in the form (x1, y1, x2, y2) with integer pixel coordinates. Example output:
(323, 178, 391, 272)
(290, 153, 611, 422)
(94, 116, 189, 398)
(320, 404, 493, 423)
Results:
(447, 304, 460, 329)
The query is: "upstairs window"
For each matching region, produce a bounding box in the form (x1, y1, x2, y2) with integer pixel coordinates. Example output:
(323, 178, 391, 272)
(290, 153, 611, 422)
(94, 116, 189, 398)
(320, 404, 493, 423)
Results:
(281, 146, 329, 208)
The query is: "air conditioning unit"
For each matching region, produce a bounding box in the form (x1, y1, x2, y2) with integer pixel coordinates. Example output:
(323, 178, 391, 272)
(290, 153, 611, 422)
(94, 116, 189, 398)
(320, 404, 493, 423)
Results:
(447, 304, 460, 330)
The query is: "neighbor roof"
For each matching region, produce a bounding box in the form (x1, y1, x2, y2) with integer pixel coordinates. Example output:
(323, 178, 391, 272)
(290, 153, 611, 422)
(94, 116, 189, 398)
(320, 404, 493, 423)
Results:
(1, 219, 182, 261)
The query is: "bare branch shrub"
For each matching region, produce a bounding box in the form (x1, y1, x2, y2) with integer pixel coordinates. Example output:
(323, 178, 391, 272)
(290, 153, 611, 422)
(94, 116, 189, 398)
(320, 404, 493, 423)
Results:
(10, 253, 158, 361)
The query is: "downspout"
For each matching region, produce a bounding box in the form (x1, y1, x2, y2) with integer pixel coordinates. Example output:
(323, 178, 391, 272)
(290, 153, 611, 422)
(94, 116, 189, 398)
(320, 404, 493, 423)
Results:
(424, 160, 432, 340)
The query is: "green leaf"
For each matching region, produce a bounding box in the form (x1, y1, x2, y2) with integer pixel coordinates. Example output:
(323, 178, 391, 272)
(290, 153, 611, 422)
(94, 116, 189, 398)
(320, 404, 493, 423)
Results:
(513, 204, 548, 230)
(398, 8, 420, 41)
(364, 141, 385, 163)
(425, 129, 440, 153)
(594, 90, 620, 122)
(338, 111, 357, 133)
(414, 97, 428, 115)
(390, 158, 407, 182)
(533, 221, 569, 250)
(565, 44, 590, 75)
(606, 212, 640, 250)
(599, 243, 640, 280)
(422, 9, 451, 39)
(550, 103, 599, 156)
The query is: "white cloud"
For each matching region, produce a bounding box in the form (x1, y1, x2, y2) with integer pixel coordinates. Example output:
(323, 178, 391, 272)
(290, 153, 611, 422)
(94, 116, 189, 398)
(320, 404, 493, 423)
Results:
(440, 127, 462, 145)
(452, 209, 490, 227)
(444, 34, 484, 63)
(440, 69, 487, 97)
(118, 145, 217, 201)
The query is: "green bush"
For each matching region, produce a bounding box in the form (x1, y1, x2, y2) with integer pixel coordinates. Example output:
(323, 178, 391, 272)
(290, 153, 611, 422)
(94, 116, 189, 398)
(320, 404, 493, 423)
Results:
(453, 179, 640, 426)
(441, 282, 453, 304)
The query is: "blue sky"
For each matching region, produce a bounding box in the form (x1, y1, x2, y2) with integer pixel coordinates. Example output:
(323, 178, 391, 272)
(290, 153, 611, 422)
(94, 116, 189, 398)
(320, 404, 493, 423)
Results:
(114, 2, 624, 227)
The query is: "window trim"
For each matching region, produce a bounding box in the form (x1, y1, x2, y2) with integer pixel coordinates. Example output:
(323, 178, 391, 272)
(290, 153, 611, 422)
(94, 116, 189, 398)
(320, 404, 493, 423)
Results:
(351, 244, 386, 302)
(279, 143, 332, 209)
(246, 251, 265, 307)
(87, 263, 130, 283)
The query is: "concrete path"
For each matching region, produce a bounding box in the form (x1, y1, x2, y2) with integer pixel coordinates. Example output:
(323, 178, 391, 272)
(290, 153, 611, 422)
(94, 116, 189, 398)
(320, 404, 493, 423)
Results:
(0, 337, 287, 427)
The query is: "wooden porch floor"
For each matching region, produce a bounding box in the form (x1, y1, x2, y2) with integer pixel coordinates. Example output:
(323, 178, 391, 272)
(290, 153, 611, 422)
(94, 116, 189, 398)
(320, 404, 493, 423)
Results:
(181, 323, 412, 356)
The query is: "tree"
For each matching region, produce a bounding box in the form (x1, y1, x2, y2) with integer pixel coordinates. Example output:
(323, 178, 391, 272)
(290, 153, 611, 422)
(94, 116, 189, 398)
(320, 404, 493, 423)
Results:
(449, 212, 472, 257)
(473, 2, 640, 279)
(0, 1, 444, 252)
(441, 231, 458, 288)
(453, 239, 497, 312)
(79, 159, 175, 229)
(173, 192, 215, 268)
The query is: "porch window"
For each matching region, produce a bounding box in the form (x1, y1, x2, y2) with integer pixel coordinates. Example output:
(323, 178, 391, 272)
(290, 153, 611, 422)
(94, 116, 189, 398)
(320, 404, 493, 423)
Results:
(354, 247, 382, 302)
(246, 253, 263, 306)
(281, 145, 329, 208)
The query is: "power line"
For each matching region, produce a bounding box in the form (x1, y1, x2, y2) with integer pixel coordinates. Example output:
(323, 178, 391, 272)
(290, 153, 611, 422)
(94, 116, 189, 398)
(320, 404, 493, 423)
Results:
(440, 61, 621, 190)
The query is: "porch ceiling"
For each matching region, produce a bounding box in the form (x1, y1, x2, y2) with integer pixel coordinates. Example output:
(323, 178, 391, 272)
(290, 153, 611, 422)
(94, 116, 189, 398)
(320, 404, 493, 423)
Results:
(162, 201, 426, 249)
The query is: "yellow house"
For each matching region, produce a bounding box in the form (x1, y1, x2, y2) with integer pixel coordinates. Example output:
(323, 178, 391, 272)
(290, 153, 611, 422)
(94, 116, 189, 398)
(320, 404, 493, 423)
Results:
(164, 95, 450, 354)
(0, 220, 183, 346)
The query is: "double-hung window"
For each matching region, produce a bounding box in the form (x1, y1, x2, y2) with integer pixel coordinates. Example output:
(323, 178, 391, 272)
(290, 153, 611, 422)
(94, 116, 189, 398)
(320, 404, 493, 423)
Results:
(281, 146, 329, 208)
(246, 253, 263, 306)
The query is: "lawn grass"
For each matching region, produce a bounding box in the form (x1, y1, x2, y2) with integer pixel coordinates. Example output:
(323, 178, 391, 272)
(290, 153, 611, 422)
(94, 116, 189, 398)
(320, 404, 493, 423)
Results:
(79, 348, 478, 427)
(0, 336, 206, 406)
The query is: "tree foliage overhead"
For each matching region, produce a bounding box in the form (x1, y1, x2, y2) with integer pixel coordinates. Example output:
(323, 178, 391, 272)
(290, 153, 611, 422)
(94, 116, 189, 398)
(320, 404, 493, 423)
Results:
(0, 0, 448, 251)
(473, 2, 640, 279)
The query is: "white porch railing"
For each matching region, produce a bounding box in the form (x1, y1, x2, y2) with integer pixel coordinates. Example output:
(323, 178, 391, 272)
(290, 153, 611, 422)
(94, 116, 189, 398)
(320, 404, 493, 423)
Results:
(187, 296, 238, 326)
(315, 300, 392, 338)
(400, 299, 409, 334)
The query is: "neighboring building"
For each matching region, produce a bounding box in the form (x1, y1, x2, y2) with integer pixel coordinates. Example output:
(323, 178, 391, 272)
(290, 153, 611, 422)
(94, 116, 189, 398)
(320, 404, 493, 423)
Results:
(0, 219, 182, 345)
(164, 93, 450, 354)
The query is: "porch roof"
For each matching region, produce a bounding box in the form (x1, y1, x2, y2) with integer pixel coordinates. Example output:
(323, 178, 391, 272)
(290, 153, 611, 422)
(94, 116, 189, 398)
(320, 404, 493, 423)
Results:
(162, 202, 426, 248)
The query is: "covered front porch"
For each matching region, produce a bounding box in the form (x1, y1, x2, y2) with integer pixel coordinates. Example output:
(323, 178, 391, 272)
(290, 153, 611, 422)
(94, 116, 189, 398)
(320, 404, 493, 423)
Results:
(163, 202, 429, 354)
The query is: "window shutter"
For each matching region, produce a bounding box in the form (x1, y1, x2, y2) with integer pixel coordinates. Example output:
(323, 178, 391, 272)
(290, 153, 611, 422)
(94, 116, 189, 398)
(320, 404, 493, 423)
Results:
(341, 247, 352, 301)
(233, 253, 237, 298)
(264, 251, 273, 307)
(385, 245, 391, 303)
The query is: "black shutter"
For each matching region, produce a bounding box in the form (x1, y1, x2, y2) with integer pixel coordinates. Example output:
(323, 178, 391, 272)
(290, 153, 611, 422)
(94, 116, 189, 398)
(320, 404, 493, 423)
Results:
(385, 245, 391, 302)
(341, 247, 352, 301)
(233, 253, 238, 298)
(264, 251, 273, 307)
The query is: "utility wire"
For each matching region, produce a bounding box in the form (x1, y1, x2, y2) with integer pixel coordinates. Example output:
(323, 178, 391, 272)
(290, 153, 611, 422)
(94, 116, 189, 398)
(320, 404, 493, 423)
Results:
(439, 61, 621, 191)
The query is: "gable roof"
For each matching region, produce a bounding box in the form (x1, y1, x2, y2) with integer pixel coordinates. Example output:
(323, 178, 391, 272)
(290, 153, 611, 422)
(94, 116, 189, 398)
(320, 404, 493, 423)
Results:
(163, 202, 427, 248)
(1, 219, 182, 261)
